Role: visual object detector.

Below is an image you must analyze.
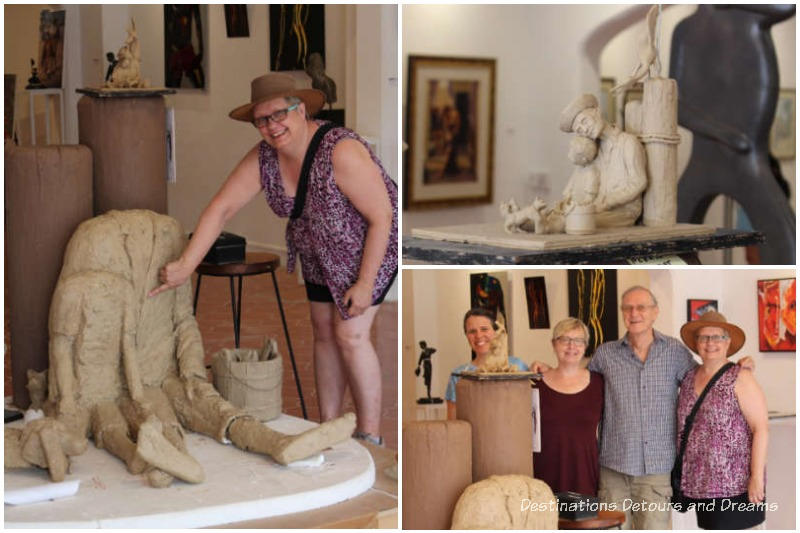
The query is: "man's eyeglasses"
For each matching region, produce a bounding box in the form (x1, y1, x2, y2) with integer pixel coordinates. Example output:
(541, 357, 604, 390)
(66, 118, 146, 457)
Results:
(696, 334, 730, 344)
(620, 304, 656, 314)
(252, 103, 299, 128)
(555, 336, 587, 347)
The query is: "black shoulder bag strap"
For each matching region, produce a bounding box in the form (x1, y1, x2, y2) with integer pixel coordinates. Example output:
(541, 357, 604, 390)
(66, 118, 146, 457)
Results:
(290, 122, 337, 220)
(672, 362, 734, 501)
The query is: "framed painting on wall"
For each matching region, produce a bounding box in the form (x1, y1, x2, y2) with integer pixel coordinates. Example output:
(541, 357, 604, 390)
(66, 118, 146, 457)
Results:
(567, 269, 618, 357)
(524, 276, 550, 329)
(686, 299, 718, 322)
(757, 278, 795, 352)
(224, 5, 249, 38)
(770, 88, 795, 159)
(405, 55, 496, 209)
(164, 5, 208, 89)
(38, 9, 65, 88)
(269, 4, 325, 71)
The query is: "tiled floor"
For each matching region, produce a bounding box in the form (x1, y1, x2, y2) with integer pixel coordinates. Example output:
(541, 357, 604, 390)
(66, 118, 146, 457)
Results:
(193, 254, 398, 450)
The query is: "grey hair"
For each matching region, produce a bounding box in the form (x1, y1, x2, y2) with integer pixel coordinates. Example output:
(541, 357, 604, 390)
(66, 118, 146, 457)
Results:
(552, 317, 590, 342)
(621, 285, 658, 307)
(284, 95, 309, 119)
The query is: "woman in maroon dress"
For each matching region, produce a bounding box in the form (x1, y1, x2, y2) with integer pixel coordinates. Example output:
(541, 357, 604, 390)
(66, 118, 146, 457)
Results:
(533, 317, 604, 495)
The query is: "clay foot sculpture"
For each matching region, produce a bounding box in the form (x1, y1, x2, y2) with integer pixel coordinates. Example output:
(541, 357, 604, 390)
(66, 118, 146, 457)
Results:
(135, 416, 204, 485)
(229, 412, 357, 466)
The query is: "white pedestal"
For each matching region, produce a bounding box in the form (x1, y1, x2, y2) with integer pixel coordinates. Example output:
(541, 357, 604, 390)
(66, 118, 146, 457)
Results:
(27, 88, 65, 145)
(415, 402, 446, 420)
(5, 414, 374, 528)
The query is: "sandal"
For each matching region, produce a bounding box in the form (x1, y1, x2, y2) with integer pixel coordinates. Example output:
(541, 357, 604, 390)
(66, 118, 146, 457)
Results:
(353, 431, 384, 446)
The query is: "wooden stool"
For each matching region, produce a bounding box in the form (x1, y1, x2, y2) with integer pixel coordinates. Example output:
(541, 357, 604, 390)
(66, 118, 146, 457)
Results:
(558, 510, 626, 529)
(193, 252, 306, 419)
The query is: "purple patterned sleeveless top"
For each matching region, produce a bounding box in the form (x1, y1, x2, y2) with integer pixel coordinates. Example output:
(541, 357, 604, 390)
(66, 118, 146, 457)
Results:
(676, 365, 753, 498)
(259, 122, 398, 319)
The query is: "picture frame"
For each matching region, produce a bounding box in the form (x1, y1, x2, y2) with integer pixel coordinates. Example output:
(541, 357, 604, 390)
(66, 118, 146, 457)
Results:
(269, 4, 325, 71)
(38, 9, 66, 88)
(567, 269, 618, 357)
(224, 5, 249, 38)
(686, 299, 718, 322)
(757, 278, 796, 352)
(164, 5, 208, 89)
(770, 88, 795, 159)
(405, 55, 496, 209)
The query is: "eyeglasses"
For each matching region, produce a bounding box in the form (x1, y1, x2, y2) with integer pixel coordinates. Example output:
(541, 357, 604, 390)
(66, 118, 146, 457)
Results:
(620, 304, 656, 314)
(555, 336, 587, 347)
(252, 103, 299, 128)
(696, 334, 730, 344)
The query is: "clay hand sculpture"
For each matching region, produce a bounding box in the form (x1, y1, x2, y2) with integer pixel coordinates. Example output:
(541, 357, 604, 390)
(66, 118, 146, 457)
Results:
(4, 210, 355, 487)
(476, 318, 511, 373)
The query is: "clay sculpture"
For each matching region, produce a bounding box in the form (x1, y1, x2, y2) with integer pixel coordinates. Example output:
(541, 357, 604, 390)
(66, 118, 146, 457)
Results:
(4, 210, 355, 487)
(450, 474, 558, 529)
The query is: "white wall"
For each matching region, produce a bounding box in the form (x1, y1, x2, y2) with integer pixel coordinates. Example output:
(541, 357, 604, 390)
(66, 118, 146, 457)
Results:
(402, 4, 631, 234)
(6, 4, 398, 297)
(404, 268, 796, 420)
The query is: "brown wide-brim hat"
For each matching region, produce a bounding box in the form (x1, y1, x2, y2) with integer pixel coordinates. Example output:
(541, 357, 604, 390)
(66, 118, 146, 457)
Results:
(559, 93, 599, 132)
(680, 310, 746, 357)
(229, 72, 325, 122)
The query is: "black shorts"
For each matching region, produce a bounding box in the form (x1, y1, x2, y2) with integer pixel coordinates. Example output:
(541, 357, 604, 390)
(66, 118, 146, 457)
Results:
(304, 272, 396, 306)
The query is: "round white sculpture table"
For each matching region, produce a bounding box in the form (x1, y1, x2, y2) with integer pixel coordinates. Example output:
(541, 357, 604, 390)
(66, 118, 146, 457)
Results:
(4, 414, 374, 528)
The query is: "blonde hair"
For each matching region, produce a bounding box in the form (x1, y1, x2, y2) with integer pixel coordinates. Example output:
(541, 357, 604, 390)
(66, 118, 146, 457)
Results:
(552, 317, 590, 341)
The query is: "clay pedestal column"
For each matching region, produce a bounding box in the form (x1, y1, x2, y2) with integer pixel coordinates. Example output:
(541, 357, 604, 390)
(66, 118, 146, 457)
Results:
(77, 88, 175, 215)
(5, 145, 93, 407)
(456, 376, 533, 482)
(402, 420, 472, 530)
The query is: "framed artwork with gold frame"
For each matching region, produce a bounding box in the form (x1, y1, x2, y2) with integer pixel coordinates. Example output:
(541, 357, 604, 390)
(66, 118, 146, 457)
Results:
(405, 55, 496, 209)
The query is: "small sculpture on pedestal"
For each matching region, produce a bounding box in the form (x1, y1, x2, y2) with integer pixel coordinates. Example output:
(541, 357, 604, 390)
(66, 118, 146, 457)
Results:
(25, 59, 45, 89)
(105, 19, 149, 89)
(415, 340, 442, 404)
(305, 52, 337, 110)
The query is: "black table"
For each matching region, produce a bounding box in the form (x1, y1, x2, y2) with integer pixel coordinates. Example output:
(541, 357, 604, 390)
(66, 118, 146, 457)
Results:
(193, 252, 307, 419)
(403, 228, 764, 265)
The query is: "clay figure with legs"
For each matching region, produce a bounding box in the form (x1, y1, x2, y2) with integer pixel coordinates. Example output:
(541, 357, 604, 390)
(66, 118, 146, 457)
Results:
(4, 210, 356, 487)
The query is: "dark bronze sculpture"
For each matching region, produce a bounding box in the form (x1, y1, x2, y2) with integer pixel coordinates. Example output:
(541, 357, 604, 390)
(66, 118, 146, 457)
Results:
(671, 4, 795, 264)
(415, 340, 442, 404)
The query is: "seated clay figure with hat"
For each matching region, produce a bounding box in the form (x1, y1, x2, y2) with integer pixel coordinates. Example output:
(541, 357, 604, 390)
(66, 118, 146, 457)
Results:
(525, 93, 648, 234)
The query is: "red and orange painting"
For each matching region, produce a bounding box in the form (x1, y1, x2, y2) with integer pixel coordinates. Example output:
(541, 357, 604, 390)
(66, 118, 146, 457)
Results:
(757, 278, 795, 352)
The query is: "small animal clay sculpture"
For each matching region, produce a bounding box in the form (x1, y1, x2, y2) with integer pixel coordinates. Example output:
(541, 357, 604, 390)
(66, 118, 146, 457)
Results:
(476, 317, 510, 373)
(612, 4, 660, 94)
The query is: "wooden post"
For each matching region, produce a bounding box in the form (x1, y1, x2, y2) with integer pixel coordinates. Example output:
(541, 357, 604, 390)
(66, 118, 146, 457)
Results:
(641, 78, 681, 226)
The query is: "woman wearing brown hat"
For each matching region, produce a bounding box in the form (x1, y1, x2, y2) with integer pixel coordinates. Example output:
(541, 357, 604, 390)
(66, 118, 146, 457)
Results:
(150, 72, 397, 445)
(675, 311, 768, 529)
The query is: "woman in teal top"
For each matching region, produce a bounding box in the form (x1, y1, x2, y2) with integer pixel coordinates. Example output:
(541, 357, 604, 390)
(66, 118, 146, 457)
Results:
(445, 308, 528, 419)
